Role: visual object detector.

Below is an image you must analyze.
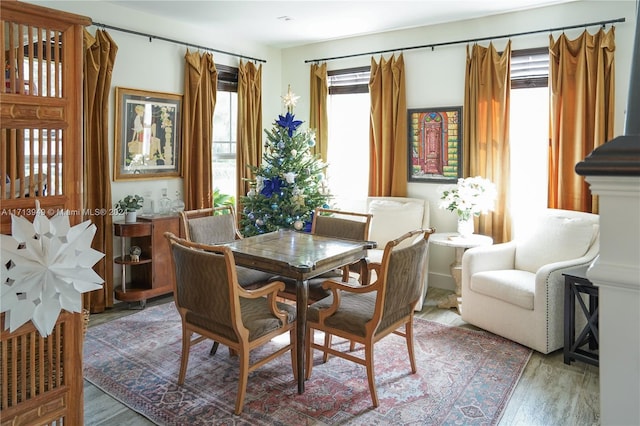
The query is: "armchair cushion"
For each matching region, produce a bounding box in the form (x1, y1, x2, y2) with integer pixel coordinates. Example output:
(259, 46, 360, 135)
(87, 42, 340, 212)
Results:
(368, 200, 424, 249)
(470, 270, 535, 310)
(515, 214, 598, 273)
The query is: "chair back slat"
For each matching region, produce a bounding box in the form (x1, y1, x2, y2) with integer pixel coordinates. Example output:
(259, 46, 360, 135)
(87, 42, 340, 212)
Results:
(379, 236, 429, 330)
(170, 240, 234, 328)
(314, 215, 369, 241)
(188, 214, 237, 243)
(181, 205, 240, 244)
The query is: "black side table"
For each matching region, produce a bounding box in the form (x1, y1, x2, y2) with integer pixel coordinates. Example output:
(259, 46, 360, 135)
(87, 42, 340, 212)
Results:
(563, 266, 599, 366)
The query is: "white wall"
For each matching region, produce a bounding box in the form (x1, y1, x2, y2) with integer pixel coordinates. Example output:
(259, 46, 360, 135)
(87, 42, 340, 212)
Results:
(280, 0, 637, 290)
(26, 0, 283, 288)
(26, 0, 637, 292)
(27, 0, 282, 213)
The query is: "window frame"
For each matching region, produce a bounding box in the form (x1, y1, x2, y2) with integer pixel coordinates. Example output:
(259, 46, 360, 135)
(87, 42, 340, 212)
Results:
(511, 47, 549, 89)
(328, 66, 370, 95)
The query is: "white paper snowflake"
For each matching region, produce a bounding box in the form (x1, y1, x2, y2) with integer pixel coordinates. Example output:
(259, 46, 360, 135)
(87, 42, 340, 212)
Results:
(1, 204, 104, 337)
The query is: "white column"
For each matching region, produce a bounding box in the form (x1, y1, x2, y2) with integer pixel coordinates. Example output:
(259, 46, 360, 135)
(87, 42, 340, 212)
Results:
(586, 175, 640, 426)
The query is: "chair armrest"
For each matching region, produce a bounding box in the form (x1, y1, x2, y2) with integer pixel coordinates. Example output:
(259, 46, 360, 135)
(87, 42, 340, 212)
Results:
(238, 280, 289, 323)
(316, 277, 382, 321)
(534, 245, 600, 299)
(238, 280, 285, 298)
(462, 241, 517, 275)
(461, 242, 516, 297)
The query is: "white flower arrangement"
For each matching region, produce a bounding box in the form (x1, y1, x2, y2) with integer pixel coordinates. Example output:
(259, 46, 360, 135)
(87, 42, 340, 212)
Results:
(438, 176, 497, 221)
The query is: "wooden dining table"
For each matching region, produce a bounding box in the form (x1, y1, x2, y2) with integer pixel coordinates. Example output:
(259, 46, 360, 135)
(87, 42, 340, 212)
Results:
(223, 228, 376, 394)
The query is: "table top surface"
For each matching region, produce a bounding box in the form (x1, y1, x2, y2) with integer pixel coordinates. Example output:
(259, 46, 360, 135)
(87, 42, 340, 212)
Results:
(224, 229, 374, 276)
(429, 232, 493, 248)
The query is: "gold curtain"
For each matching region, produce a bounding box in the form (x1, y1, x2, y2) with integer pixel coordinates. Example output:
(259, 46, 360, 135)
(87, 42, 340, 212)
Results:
(368, 54, 407, 197)
(463, 42, 512, 243)
(182, 51, 217, 210)
(549, 28, 615, 213)
(82, 29, 117, 313)
(236, 61, 263, 207)
(309, 63, 328, 162)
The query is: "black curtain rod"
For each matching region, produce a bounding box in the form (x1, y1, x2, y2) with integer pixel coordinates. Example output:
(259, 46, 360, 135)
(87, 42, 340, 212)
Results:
(305, 17, 625, 63)
(92, 21, 267, 64)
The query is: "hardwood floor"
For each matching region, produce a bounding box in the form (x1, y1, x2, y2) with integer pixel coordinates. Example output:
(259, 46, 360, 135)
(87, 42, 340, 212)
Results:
(83, 287, 600, 425)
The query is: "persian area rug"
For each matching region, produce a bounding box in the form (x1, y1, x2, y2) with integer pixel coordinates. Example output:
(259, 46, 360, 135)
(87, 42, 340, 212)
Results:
(84, 302, 531, 425)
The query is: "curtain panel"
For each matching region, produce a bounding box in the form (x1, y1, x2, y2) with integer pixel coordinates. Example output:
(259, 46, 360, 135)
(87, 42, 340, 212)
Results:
(549, 28, 615, 213)
(182, 51, 217, 210)
(368, 54, 407, 197)
(309, 63, 328, 163)
(237, 61, 263, 207)
(463, 42, 512, 243)
(82, 29, 117, 313)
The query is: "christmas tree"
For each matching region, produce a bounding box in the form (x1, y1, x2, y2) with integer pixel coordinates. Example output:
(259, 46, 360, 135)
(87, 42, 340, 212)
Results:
(239, 87, 331, 236)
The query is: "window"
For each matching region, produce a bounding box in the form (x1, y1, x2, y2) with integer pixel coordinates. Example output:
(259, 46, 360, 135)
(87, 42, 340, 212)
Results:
(212, 65, 238, 200)
(509, 48, 549, 239)
(327, 67, 370, 210)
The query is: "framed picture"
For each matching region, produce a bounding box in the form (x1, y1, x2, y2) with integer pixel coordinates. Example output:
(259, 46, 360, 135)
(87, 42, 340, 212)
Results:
(114, 87, 182, 180)
(407, 106, 462, 183)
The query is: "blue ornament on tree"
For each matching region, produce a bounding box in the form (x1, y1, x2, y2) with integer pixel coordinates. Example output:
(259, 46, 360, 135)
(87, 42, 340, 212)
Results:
(276, 112, 303, 137)
(261, 178, 283, 197)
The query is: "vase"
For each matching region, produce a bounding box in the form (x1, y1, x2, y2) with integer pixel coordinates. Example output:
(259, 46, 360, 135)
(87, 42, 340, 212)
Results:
(457, 217, 474, 238)
(125, 211, 138, 223)
(158, 188, 171, 214)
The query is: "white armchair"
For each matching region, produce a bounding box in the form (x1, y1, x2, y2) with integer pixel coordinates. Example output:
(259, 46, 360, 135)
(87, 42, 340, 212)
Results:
(461, 209, 599, 354)
(366, 197, 431, 310)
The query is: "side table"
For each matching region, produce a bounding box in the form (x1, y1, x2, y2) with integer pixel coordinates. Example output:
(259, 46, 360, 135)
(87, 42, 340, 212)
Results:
(563, 266, 599, 366)
(429, 233, 493, 311)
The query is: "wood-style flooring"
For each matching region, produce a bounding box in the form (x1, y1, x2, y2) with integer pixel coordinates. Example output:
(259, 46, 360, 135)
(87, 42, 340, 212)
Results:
(83, 287, 600, 425)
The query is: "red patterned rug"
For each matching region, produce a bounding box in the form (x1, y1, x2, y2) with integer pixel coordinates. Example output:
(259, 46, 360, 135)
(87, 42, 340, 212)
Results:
(84, 302, 531, 425)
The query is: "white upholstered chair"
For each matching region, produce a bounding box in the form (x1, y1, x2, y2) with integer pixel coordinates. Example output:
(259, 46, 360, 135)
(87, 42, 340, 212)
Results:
(461, 209, 600, 354)
(366, 197, 431, 310)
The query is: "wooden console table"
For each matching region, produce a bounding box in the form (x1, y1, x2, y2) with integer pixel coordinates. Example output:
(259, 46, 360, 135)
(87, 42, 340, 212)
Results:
(113, 215, 179, 307)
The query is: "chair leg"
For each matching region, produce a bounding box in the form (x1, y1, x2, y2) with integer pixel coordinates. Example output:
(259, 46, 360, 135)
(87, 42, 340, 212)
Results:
(290, 329, 298, 382)
(210, 341, 220, 356)
(349, 340, 357, 351)
(305, 328, 313, 380)
(235, 345, 250, 415)
(322, 333, 332, 363)
(178, 328, 192, 385)
(406, 320, 417, 374)
(365, 342, 379, 407)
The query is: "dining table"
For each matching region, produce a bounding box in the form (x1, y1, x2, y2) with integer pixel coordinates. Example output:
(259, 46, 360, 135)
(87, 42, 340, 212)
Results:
(223, 228, 376, 394)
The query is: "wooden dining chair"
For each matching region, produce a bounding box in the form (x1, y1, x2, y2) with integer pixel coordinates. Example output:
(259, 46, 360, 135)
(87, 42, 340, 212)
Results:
(180, 205, 276, 290)
(164, 232, 297, 415)
(304, 228, 435, 407)
(278, 207, 373, 303)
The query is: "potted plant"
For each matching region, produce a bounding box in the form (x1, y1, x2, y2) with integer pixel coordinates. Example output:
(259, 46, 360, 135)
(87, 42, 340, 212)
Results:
(115, 194, 144, 223)
(438, 176, 497, 237)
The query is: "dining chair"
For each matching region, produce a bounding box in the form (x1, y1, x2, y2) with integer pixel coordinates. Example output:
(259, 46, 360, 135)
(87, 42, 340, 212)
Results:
(180, 205, 275, 290)
(164, 232, 297, 415)
(278, 207, 373, 303)
(305, 227, 435, 407)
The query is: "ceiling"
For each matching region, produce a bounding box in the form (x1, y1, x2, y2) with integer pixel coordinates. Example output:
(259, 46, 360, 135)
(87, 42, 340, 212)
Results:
(109, 0, 578, 49)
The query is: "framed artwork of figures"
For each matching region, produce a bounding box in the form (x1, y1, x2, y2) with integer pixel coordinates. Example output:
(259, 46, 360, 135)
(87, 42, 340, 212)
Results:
(407, 106, 462, 183)
(114, 87, 182, 180)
